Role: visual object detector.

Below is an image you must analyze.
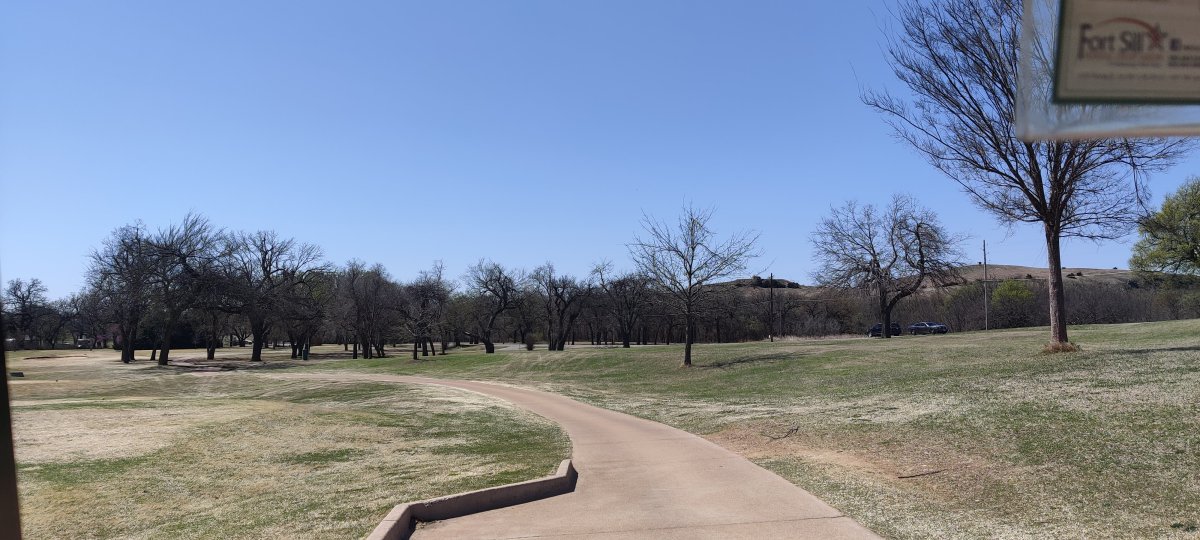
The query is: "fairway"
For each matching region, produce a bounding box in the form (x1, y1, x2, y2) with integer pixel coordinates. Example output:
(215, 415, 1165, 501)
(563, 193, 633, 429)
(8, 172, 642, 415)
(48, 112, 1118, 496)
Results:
(320, 321, 1200, 539)
(7, 348, 569, 539)
(8, 320, 1200, 539)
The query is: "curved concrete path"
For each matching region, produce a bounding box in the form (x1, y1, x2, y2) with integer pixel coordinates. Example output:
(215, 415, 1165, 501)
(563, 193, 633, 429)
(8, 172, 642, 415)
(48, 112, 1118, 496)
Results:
(278, 373, 880, 540)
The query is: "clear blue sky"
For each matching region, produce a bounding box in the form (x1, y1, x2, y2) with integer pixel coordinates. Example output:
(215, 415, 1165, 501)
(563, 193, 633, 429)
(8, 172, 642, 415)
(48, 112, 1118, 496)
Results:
(2, 0, 1196, 298)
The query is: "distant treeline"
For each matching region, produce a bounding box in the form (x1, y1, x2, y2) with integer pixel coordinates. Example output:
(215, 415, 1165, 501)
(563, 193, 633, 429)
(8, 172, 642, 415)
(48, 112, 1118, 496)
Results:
(4, 214, 1199, 359)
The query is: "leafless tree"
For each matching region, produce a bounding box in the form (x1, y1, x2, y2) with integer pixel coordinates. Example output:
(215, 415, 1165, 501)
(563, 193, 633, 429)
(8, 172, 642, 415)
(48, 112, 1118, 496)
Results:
(224, 231, 324, 361)
(332, 260, 398, 359)
(629, 205, 759, 366)
(592, 262, 651, 348)
(464, 260, 523, 354)
(34, 298, 76, 349)
(863, 0, 1189, 344)
(812, 195, 964, 338)
(68, 289, 109, 349)
(403, 262, 451, 359)
(531, 263, 592, 351)
(2, 278, 49, 349)
(88, 224, 154, 362)
(146, 213, 219, 365)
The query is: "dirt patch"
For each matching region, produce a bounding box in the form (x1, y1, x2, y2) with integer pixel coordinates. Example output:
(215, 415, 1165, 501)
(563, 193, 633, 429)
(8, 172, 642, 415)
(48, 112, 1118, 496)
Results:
(13, 401, 268, 463)
(706, 423, 890, 477)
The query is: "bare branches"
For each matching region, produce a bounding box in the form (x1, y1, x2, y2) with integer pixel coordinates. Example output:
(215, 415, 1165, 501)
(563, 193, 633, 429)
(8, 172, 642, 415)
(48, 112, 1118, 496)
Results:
(465, 260, 524, 353)
(864, 0, 1190, 344)
(629, 205, 760, 366)
(812, 196, 964, 337)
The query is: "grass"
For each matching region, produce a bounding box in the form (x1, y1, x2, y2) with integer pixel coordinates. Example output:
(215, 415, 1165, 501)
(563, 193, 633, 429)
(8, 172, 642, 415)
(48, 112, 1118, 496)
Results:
(7, 348, 570, 540)
(303, 321, 1200, 539)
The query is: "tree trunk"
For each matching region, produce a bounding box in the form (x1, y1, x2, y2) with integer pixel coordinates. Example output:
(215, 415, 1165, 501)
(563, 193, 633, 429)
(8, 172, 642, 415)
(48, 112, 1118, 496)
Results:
(250, 318, 267, 361)
(682, 315, 693, 367)
(412, 340, 419, 360)
(158, 316, 176, 366)
(879, 285, 892, 339)
(120, 324, 137, 363)
(484, 340, 495, 353)
(1045, 226, 1070, 344)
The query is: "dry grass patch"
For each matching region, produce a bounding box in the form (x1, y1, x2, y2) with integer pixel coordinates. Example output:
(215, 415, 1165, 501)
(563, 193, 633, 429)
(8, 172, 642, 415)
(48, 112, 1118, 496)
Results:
(331, 320, 1200, 538)
(11, 359, 569, 540)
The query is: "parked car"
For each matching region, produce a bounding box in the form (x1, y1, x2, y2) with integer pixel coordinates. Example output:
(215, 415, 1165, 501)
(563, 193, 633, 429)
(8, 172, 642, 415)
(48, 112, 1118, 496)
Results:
(907, 321, 949, 335)
(867, 322, 902, 337)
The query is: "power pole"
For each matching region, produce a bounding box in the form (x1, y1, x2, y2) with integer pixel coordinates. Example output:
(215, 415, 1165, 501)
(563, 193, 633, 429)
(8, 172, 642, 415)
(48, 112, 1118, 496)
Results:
(983, 240, 990, 331)
(768, 273, 775, 342)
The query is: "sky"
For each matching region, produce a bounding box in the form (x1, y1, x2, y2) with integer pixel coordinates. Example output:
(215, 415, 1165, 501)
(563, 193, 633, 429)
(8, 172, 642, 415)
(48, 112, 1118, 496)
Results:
(2, 0, 1197, 299)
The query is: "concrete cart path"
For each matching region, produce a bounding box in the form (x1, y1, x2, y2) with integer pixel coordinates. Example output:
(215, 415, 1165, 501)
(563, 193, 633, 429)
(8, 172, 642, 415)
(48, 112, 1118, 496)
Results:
(274, 373, 880, 540)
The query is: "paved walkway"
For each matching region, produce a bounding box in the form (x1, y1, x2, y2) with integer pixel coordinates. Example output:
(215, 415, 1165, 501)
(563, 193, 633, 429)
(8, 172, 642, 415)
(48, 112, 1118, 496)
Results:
(277, 373, 880, 539)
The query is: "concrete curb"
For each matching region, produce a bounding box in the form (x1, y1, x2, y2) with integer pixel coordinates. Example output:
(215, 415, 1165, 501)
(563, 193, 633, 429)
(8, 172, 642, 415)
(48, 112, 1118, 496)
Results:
(365, 458, 577, 540)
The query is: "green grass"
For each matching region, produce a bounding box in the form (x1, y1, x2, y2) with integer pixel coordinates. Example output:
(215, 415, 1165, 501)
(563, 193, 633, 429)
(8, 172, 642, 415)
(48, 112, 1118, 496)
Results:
(303, 321, 1200, 539)
(8, 350, 570, 540)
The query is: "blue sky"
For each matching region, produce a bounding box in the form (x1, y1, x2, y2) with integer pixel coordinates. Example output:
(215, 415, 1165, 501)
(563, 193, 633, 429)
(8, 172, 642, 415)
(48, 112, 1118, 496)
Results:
(2, 0, 1196, 298)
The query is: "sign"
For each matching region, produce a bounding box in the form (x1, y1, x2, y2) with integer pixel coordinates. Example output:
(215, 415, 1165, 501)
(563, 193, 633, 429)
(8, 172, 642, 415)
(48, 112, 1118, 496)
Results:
(1055, 0, 1200, 103)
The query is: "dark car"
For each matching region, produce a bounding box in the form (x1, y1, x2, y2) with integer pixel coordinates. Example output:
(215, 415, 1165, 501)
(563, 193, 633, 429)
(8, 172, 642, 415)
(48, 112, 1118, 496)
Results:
(867, 322, 902, 337)
(907, 321, 949, 335)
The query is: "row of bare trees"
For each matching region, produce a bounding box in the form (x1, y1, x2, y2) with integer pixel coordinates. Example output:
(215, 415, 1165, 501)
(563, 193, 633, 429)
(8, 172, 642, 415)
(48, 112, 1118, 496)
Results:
(2, 206, 761, 366)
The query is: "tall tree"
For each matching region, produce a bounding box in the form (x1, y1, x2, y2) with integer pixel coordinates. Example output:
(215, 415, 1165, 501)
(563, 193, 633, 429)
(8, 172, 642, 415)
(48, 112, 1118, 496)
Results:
(812, 196, 964, 339)
(863, 0, 1189, 345)
(147, 213, 219, 365)
(629, 205, 759, 366)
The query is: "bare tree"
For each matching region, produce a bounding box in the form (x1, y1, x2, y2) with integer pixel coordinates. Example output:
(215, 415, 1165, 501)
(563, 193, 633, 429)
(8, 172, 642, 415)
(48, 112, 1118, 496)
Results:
(403, 262, 451, 359)
(34, 298, 76, 349)
(2, 278, 49, 349)
(629, 206, 759, 366)
(146, 213, 219, 365)
(593, 262, 650, 348)
(464, 260, 522, 354)
(863, 0, 1189, 345)
(89, 224, 154, 362)
(224, 231, 324, 361)
(531, 264, 592, 351)
(68, 289, 109, 349)
(332, 260, 397, 359)
(812, 195, 964, 338)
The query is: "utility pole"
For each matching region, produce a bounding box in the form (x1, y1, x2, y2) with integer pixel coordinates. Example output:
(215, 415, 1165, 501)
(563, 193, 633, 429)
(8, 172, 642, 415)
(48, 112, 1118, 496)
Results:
(983, 240, 990, 331)
(768, 273, 775, 342)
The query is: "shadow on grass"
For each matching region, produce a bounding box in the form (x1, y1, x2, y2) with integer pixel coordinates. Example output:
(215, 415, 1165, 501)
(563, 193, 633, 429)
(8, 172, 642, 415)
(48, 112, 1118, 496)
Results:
(1111, 345, 1200, 356)
(697, 352, 795, 370)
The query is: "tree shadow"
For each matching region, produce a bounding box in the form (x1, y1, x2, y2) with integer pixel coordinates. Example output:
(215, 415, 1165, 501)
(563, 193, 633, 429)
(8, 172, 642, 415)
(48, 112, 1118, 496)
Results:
(697, 352, 795, 370)
(1115, 345, 1200, 356)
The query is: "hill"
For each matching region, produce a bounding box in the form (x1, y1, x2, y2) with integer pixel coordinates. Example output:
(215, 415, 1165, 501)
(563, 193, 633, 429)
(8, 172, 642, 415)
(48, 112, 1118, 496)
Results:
(954, 264, 1137, 287)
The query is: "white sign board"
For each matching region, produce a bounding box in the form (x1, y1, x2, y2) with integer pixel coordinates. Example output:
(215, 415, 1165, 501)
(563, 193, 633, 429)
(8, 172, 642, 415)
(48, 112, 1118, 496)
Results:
(1055, 0, 1200, 103)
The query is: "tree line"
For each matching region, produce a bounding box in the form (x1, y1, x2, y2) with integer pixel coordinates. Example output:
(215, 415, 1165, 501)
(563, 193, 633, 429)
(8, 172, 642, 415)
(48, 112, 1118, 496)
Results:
(8, 201, 1200, 367)
(2, 207, 762, 367)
